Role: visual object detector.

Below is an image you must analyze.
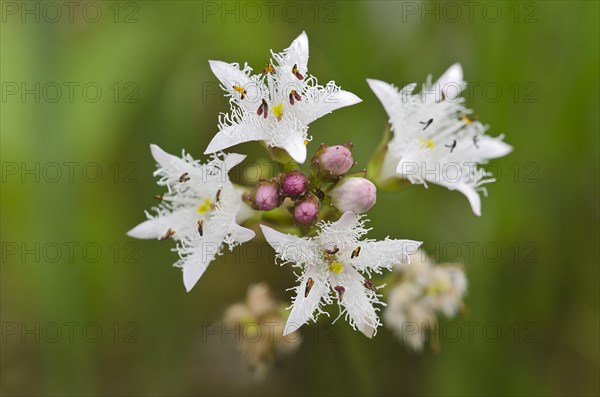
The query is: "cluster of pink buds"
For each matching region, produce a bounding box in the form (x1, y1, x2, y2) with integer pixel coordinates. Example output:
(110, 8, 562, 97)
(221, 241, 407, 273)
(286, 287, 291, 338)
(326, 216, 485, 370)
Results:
(248, 169, 319, 225)
(312, 143, 377, 214)
(248, 142, 377, 226)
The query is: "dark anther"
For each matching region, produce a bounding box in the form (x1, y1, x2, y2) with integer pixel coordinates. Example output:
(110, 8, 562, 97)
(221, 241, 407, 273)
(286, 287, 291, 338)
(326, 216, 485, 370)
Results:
(419, 118, 434, 130)
(445, 140, 457, 153)
(304, 277, 315, 297)
(160, 228, 175, 240)
(179, 173, 190, 183)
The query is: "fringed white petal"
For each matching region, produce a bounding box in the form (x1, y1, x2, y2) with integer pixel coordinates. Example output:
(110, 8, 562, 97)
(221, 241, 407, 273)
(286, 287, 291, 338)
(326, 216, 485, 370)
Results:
(283, 265, 329, 335)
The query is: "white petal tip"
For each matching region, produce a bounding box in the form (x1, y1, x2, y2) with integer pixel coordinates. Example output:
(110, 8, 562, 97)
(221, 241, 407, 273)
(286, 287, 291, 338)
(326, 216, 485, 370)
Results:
(234, 225, 256, 244)
(149, 143, 165, 158)
(366, 78, 383, 85)
(282, 139, 307, 164)
(183, 276, 198, 293)
(361, 325, 376, 339)
(126, 222, 157, 240)
(283, 322, 301, 336)
(259, 224, 279, 244)
(366, 78, 387, 90)
(346, 92, 362, 105)
(204, 133, 231, 155)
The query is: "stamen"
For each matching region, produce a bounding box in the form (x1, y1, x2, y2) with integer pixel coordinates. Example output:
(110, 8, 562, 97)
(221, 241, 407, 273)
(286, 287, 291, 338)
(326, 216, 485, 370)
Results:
(153, 194, 163, 201)
(351, 247, 361, 259)
(445, 140, 457, 153)
(292, 64, 304, 80)
(197, 220, 204, 236)
(179, 172, 190, 183)
(256, 99, 268, 119)
(304, 277, 315, 297)
(216, 189, 222, 203)
(461, 115, 473, 125)
(232, 85, 247, 100)
(289, 89, 301, 105)
(159, 228, 175, 240)
(325, 246, 339, 255)
(334, 285, 346, 302)
(272, 102, 284, 121)
(303, 140, 309, 145)
(262, 63, 274, 74)
(419, 118, 433, 130)
(328, 262, 343, 274)
(363, 278, 377, 292)
(473, 135, 479, 149)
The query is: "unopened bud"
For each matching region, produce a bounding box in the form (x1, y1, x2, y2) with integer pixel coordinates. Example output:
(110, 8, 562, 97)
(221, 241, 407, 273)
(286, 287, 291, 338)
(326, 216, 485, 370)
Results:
(280, 170, 309, 198)
(312, 144, 354, 180)
(293, 193, 320, 225)
(249, 179, 282, 211)
(330, 177, 377, 214)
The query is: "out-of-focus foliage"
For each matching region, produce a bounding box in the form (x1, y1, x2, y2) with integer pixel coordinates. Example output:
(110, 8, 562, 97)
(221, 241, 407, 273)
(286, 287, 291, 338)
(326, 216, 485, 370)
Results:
(1, 1, 598, 396)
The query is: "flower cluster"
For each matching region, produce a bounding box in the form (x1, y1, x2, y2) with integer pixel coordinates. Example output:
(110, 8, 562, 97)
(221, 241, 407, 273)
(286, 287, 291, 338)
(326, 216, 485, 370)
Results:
(224, 283, 301, 377)
(384, 251, 467, 350)
(247, 142, 377, 226)
(128, 32, 511, 355)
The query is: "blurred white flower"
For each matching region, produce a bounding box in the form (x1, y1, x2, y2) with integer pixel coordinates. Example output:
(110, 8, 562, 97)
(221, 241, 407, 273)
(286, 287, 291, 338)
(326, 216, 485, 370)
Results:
(224, 283, 301, 378)
(127, 144, 255, 292)
(261, 211, 421, 338)
(206, 31, 362, 163)
(384, 251, 467, 350)
(367, 64, 512, 215)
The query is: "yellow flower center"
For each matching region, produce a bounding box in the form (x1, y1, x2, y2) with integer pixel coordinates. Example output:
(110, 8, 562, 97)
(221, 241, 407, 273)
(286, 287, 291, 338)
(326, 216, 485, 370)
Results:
(419, 138, 435, 150)
(328, 262, 344, 274)
(272, 102, 284, 120)
(427, 279, 449, 296)
(197, 198, 213, 215)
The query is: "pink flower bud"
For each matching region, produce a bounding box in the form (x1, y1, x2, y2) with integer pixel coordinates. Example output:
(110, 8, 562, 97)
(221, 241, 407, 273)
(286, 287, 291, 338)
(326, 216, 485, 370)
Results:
(312, 144, 354, 180)
(249, 179, 282, 211)
(330, 177, 376, 214)
(293, 194, 320, 225)
(280, 171, 309, 198)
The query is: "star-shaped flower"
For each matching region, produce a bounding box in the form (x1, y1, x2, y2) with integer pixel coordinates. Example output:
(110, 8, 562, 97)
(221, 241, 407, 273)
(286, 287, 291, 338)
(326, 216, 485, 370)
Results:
(367, 64, 512, 216)
(260, 212, 421, 337)
(127, 144, 255, 291)
(206, 31, 362, 163)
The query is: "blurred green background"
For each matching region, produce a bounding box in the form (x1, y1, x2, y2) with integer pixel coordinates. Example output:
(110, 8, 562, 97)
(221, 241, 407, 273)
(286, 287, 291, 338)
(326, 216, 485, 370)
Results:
(1, 1, 598, 396)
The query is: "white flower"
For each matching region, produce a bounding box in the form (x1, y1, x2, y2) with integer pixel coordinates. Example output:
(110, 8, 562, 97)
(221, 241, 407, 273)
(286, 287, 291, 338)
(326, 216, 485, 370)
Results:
(384, 251, 467, 350)
(367, 64, 512, 216)
(206, 31, 362, 163)
(127, 144, 256, 292)
(260, 211, 421, 338)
